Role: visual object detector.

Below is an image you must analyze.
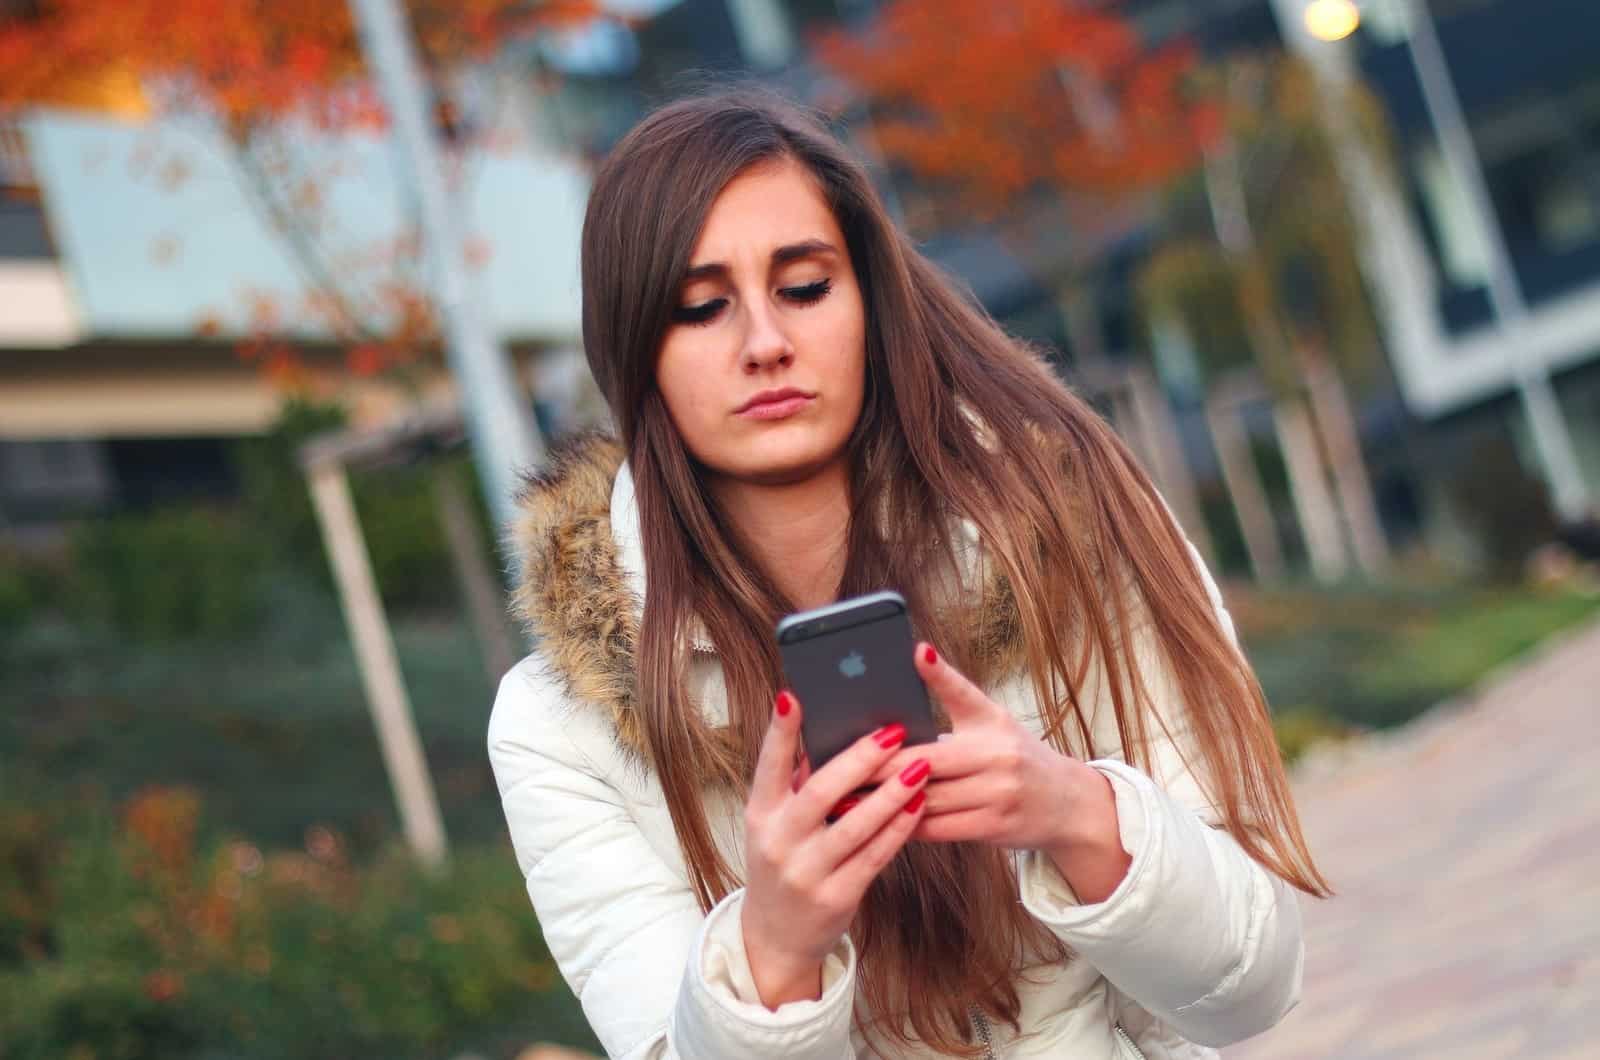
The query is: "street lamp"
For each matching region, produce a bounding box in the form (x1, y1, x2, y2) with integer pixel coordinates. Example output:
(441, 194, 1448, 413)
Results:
(1304, 0, 1361, 42)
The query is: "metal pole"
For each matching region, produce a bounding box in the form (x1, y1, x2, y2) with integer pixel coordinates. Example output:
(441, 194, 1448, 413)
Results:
(307, 459, 449, 870)
(1402, 1, 1591, 522)
(349, 0, 547, 540)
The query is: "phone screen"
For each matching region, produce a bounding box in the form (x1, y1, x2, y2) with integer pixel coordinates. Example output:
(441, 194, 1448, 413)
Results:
(777, 591, 939, 768)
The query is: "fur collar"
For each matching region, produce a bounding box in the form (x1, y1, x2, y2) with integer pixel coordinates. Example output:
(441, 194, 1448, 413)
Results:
(512, 432, 1024, 762)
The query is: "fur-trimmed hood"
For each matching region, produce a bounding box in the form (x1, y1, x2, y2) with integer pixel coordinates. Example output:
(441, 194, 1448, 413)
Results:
(511, 431, 1025, 761)
(512, 432, 648, 758)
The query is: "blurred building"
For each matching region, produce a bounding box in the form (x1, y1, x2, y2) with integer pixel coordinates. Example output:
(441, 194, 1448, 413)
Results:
(8, 0, 1597, 554)
(1337, 0, 1600, 499)
(0, 104, 589, 527)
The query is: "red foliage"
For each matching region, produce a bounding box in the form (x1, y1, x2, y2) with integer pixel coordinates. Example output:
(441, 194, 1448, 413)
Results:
(0, 0, 598, 132)
(0, 0, 594, 389)
(817, 0, 1218, 211)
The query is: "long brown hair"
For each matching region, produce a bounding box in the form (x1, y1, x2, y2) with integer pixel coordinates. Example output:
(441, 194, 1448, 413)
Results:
(579, 88, 1328, 1055)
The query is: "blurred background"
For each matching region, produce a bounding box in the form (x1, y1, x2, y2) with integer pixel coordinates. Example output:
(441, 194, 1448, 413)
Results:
(1, 1, 1597, 1057)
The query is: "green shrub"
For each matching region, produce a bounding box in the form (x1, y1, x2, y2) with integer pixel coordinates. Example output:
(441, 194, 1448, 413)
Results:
(234, 397, 486, 615)
(0, 788, 597, 1060)
(1272, 705, 1358, 764)
(66, 506, 271, 642)
(0, 803, 58, 967)
(0, 561, 30, 636)
(1447, 435, 1559, 578)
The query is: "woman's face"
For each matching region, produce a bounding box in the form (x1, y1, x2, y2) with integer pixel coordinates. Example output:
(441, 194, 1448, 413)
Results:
(655, 159, 867, 487)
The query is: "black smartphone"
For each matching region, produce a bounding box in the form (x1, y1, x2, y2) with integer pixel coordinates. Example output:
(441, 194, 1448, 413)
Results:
(776, 590, 939, 770)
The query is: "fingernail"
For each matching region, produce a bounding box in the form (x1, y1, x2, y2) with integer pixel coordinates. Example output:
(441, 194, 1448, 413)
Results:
(873, 723, 906, 749)
(776, 691, 794, 717)
(923, 646, 938, 666)
(833, 796, 861, 817)
(899, 758, 930, 786)
(904, 790, 926, 814)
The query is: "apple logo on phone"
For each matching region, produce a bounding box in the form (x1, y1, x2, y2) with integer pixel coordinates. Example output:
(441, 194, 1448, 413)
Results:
(838, 651, 867, 679)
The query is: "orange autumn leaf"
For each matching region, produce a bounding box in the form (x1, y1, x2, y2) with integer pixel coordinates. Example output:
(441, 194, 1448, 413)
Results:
(0, 0, 597, 391)
(346, 343, 386, 378)
(817, 0, 1211, 213)
(0, 0, 600, 129)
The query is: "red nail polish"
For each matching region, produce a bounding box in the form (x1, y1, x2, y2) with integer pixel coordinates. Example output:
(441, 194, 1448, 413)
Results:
(923, 646, 938, 666)
(833, 796, 861, 817)
(776, 691, 794, 717)
(904, 790, 926, 814)
(899, 758, 930, 786)
(873, 723, 907, 749)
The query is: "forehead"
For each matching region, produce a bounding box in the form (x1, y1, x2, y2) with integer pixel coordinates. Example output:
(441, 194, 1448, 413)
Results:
(689, 160, 843, 263)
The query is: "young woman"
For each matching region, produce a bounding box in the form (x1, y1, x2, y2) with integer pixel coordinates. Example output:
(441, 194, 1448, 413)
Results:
(489, 90, 1327, 1060)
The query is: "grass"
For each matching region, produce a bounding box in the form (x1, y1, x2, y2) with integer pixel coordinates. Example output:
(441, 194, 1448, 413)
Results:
(1231, 577, 1600, 755)
(5, 573, 1595, 840)
(1, 581, 506, 856)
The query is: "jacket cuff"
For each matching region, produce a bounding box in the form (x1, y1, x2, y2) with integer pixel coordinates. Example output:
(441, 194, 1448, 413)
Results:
(675, 888, 857, 1059)
(1016, 759, 1155, 929)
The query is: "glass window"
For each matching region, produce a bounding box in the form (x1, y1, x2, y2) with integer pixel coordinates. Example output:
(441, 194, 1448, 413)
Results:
(1412, 143, 1493, 288)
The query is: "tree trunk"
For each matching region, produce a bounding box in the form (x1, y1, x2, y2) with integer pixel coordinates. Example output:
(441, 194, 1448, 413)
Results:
(1203, 130, 1347, 582)
(1272, 395, 1350, 582)
(1205, 390, 1286, 582)
(1302, 348, 1390, 577)
(1058, 277, 1112, 375)
(432, 467, 520, 684)
(1127, 364, 1215, 561)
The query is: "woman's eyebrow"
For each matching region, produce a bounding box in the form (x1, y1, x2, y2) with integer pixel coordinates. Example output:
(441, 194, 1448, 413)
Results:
(682, 239, 839, 281)
(770, 238, 838, 266)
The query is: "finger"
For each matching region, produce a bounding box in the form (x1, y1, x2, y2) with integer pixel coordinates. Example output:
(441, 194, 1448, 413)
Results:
(915, 643, 997, 728)
(830, 781, 928, 896)
(790, 752, 812, 794)
(911, 807, 996, 844)
(749, 690, 803, 813)
(813, 754, 931, 872)
(787, 722, 909, 831)
(916, 773, 1010, 816)
(868, 733, 988, 785)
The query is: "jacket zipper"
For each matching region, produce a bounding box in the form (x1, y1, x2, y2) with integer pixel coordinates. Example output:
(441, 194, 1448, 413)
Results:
(1114, 1024, 1148, 1059)
(971, 1007, 996, 1059)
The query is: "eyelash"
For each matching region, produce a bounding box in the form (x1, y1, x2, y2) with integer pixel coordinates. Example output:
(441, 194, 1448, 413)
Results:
(672, 278, 833, 327)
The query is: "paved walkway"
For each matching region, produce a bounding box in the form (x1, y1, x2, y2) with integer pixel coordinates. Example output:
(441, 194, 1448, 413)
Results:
(1227, 617, 1600, 1059)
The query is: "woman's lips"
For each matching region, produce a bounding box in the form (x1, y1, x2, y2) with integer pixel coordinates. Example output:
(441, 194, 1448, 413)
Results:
(737, 394, 814, 420)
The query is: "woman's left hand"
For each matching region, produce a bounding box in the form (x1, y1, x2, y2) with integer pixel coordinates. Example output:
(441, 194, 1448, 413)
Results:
(875, 643, 1132, 900)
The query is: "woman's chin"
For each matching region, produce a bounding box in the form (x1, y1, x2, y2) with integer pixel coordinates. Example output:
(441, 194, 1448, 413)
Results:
(713, 441, 846, 488)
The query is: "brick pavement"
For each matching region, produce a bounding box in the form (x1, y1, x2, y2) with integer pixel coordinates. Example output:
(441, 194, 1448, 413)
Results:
(1227, 617, 1600, 1060)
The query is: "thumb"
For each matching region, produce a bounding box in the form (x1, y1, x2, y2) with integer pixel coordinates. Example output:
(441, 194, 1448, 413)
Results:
(914, 643, 995, 728)
(750, 689, 803, 811)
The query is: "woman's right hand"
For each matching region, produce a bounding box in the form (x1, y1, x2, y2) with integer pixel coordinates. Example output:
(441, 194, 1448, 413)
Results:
(739, 690, 931, 1010)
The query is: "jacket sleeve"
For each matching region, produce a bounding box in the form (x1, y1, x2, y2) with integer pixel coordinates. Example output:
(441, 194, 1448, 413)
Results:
(1014, 542, 1304, 1048)
(487, 657, 859, 1060)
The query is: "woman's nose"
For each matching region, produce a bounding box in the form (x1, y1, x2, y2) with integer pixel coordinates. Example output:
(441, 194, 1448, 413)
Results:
(740, 299, 795, 374)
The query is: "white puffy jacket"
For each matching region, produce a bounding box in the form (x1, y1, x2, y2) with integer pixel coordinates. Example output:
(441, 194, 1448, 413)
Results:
(488, 435, 1304, 1059)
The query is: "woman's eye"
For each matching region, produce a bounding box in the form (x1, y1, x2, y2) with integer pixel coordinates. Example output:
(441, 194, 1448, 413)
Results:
(781, 278, 832, 304)
(671, 298, 727, 326)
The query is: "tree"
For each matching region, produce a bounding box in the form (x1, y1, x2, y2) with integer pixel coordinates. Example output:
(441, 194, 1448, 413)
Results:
(816, 0, 1215, 213)
(820, 6, 1393, 582)
(1139, 55, 1394, 581)
(0, 0, 596, 386)
(817, 0, 1221, 557)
